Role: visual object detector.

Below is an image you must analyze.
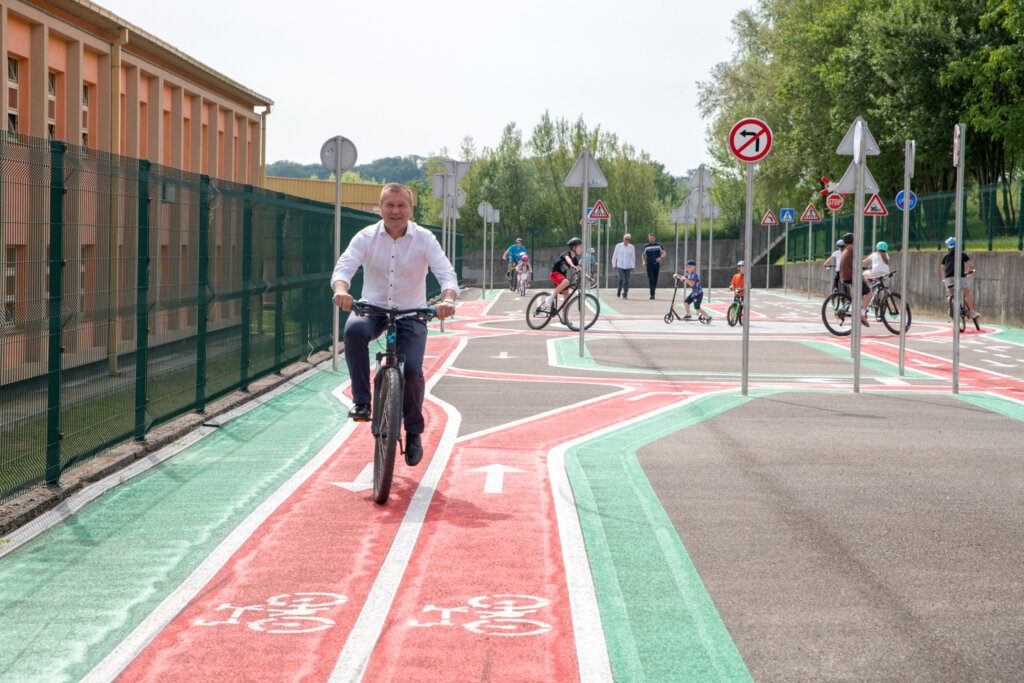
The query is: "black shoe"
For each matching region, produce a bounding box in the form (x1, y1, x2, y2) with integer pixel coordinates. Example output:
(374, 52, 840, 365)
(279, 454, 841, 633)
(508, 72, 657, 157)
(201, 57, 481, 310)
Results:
(650, 295, 655, 300)
(405, 433, 423, 466)
(623, 293, 627, 299)
(348, 403, 371, 422)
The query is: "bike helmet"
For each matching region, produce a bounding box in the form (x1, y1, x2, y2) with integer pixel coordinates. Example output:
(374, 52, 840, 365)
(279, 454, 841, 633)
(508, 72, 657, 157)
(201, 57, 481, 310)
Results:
(736, 260, 745, 267)
(876, 241, 888, 251)
(515, 237, 522, 243)
(842, 232, 854, 244)
(945, 237, 956, 248)
(567, 237, 583, 248)
(520, 254, 529, 262)
(686, 259, 696, 266)
(836, 239, 845, 246)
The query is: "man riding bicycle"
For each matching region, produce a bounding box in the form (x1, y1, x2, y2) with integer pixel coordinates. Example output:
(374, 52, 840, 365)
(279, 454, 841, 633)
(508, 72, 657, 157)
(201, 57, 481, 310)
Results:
(331, 183, 458, 466)
(940, 237, 978, 320)
(502, 238, 527, 284)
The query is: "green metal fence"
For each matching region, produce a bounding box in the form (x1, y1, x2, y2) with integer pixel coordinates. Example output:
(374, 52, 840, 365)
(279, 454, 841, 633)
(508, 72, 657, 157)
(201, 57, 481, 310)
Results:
(783, 180, 1024, 262)
(0, 133, 459, 504)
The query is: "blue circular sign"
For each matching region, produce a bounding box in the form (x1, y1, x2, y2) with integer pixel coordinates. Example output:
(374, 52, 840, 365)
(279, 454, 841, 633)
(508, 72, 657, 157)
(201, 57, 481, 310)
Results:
(895, 190, 917, 211)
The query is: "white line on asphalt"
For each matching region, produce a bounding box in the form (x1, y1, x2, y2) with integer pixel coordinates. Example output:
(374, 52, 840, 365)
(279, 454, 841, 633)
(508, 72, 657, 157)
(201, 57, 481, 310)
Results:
(329, 337, 467, 682)
(83, 371, 357, 683)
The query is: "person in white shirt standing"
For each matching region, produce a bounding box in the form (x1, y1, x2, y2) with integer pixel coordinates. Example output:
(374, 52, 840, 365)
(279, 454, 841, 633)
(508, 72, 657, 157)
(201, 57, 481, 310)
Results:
(611, 233, 636, 298)
(331, 183, 458, 466)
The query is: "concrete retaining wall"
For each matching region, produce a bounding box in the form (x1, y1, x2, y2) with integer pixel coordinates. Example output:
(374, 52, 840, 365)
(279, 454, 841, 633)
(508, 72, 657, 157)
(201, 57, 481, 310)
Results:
(783, 251, 1024, 327)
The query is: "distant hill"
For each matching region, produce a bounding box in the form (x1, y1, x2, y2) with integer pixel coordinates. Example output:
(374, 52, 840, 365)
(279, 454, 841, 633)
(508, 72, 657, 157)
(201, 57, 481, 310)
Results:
(266, 155, 429, 185)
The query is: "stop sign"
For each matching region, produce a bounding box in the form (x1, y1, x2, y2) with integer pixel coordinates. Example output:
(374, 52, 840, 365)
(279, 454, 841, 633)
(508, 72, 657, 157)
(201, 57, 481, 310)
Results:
(826, 193, 844, 211)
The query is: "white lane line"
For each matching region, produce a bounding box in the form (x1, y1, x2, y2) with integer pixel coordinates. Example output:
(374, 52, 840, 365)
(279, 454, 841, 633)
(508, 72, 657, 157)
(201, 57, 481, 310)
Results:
(83, 373, 357, 683)
(329, 337, 467, 682)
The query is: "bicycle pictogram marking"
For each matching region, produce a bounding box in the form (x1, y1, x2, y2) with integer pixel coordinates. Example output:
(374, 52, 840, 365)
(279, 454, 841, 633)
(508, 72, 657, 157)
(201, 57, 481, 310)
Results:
(193, 592, 347, 634)
(409, 594, 553, 636)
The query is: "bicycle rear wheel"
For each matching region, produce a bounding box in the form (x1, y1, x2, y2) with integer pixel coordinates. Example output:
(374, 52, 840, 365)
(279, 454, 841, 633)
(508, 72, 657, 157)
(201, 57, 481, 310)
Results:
(373, 366, 402, 504)
(959, 308, 967, 333)
(727, 302, 741, 327)
(881, 293, 911, 334)
(821, 291, 853, 336)
(526, 292, 555, 329)
(564, 292, 600, 331)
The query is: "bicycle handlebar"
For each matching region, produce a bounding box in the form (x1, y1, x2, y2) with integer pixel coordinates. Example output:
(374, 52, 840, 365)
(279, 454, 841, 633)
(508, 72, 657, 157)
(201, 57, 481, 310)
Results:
(351, 301, 436, 321)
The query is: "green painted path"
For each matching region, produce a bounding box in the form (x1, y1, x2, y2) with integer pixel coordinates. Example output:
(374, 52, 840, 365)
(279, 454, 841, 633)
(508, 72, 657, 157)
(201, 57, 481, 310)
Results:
(0, 368, 349, 682)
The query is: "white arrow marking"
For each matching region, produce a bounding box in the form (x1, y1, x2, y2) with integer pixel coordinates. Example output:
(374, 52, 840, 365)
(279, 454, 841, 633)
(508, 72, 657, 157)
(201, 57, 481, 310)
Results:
(469, 464, 525, 494)
(981, 359, 1017, 368)
(492, 351, 513, 359)
(330, 463, 373, 492)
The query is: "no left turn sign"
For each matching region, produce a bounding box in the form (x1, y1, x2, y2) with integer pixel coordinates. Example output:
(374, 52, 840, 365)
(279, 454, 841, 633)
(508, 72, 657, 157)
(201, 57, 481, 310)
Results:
(729, 118, 773, 162)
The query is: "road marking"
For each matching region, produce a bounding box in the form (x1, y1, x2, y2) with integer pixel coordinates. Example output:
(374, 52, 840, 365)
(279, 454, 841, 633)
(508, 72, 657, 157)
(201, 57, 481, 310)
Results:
(469, 464, 525, 494)
(329, 338, 466, 683)
(875, 376, 910, 386)
(493, 351, 513, 359)
(626, 391, 693, 401)
(330, 463, 373, 492)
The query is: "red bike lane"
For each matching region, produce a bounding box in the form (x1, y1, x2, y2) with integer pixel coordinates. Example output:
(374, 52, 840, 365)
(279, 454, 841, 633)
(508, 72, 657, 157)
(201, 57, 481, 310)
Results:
(115, 332, 465, 682)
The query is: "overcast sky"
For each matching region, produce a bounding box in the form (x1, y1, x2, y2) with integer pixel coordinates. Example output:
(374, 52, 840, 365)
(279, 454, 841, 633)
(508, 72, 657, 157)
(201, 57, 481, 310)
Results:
(99, 0, 753, 177)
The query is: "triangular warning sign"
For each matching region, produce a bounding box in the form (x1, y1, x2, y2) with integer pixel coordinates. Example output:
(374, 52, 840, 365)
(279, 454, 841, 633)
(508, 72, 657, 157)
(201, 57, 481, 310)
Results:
(590, 199, 610, 219)
(800, 204, 822, 222)
(864, 194, 888, 216)
(760, 210, 778, 226)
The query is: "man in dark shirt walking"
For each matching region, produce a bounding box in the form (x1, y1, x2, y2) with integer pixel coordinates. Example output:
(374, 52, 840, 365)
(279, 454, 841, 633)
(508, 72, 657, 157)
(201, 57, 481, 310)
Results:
(641, 233, 666, 299)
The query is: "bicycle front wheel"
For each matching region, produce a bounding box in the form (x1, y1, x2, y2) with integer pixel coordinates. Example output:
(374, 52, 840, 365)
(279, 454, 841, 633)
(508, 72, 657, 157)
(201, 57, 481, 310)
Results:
(564, 292, 600, 331)
(727, 302, 741, 327)
(822, 291, 853, 336)
(881, 293, 911, 334)
(959, 308, 967, 333)
(526, 292, 555, 329)
(373, 366, 402, 505)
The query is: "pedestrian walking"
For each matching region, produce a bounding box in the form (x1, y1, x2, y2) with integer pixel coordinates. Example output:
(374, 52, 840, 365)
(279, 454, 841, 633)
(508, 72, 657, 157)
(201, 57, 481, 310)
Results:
(611, 233, 636, 298)
(641, 232, 666, 299)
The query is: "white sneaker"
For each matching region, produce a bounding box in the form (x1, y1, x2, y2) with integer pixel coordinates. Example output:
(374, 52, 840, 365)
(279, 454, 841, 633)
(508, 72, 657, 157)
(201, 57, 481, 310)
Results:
(970, 311, 979, 319)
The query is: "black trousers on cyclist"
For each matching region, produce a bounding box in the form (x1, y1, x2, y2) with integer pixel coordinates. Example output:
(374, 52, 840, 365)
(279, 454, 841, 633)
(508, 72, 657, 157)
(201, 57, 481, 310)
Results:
(343, 313, 428, 434)
(646, 262, 660, 297)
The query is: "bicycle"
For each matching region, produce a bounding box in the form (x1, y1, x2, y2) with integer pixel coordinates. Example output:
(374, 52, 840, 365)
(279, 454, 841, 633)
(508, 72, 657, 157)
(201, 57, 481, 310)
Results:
(947, 270, 980, 332)
(517, 269, 531, 297)
(664, 279, 711, 325)
(525, 272, 600, 331)
(864, 270, 911, 334)
(824, 263, 841, 294)
(727, 289, 744, 327)
(821, 282, 854, 336)
(350, 301, 435, 504)
(506, 261, 518, 291)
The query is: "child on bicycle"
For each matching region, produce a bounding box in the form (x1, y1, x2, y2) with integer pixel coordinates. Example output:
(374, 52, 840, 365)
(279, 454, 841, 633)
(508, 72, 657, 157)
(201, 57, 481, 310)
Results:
(544, 238, 583, 309)
(516, 254, 532, 292)
(823, 239, 844, 291)
(730, 260, 745, 301)
(940, 237, 978, 319)
(673, 260, 711, 323)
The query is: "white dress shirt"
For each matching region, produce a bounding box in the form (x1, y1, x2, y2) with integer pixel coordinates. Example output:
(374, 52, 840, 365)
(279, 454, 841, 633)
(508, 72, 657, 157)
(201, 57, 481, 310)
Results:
(611, 242, 636, 269)
(331, 220, 459, 310)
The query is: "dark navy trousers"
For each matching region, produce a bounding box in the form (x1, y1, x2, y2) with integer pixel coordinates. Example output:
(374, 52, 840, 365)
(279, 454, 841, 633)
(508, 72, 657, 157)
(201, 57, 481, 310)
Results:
(343, 313, 428, 434)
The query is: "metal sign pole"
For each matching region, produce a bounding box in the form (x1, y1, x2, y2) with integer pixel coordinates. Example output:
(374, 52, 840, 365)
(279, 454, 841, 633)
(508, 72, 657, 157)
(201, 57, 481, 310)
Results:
(674, 221, 679, 275)
(742, 163, 753, 395)
(605, 217, 611, 289)
(899, 140, 914, 375)
(852, 147, 866, 391)
(332, 154, 342, 371)
(579, 153, 590, 358)
(807, 221, 812, 300)
(708, 207, 714, 303)
(953, 124, 965, 394)
(482, 214, 488, 298)
(784, 225, 789, 295)
(766, 224, 771, 290)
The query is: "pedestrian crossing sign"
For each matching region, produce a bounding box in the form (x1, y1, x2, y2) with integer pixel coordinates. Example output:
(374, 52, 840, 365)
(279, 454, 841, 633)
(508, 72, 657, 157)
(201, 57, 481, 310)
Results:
(590, 200, 610, 220)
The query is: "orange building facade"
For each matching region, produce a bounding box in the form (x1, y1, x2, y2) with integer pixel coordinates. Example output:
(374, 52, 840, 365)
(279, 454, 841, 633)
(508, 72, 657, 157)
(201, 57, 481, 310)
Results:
(0, 0, 272, 178)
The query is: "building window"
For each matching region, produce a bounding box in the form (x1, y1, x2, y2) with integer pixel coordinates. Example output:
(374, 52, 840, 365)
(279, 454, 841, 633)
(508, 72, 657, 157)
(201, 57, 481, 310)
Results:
(47, 71, 58, 140)
(3, 246, 15, 323)
(82, 83, 89, 107)
(82, 83, 92, 148)
(7, 57, 18, 135)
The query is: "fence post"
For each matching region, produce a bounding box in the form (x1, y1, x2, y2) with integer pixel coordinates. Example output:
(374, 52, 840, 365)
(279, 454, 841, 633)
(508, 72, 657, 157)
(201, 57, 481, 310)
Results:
(275, 194, 285, 371)
(134, 160, 150, 440)
(1019, 180, 1023, 251)
(196, 175, 210, 412)
(241, 185, 253, 388)
(46, 140, 66, 485)
(988, 183, 994, 251)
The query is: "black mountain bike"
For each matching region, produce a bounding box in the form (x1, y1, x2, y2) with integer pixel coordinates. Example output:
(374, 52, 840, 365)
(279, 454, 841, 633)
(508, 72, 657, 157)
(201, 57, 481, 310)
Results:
(948, 270, 980, 332)
(525, 272, 600, 331)
(350, 301, 435, 504)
